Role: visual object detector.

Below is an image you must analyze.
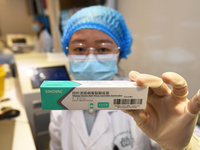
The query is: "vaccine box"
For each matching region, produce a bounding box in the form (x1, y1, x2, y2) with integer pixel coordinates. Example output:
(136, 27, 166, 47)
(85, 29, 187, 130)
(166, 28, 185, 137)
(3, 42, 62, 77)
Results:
(40, 81, 149, 110)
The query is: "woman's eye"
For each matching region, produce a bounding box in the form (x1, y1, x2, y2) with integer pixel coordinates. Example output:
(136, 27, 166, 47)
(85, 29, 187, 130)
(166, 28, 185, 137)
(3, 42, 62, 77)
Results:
(98, 48, 109, 52)
(75, 48, 85, 52)
(97, 48, 112, 54)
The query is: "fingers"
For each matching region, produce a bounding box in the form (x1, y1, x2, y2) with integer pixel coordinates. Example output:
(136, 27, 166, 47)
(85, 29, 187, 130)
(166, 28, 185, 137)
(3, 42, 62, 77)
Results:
(138, 74, 171, 96)
(129, 71, 163, 88)
(129, 71, 170, 96)
(162, 72, 188, 98)
(135, 74, 163, 88)
(129, 71, 189, 98)
(187, 90, 200, 115)
(129, 71, 140, 81)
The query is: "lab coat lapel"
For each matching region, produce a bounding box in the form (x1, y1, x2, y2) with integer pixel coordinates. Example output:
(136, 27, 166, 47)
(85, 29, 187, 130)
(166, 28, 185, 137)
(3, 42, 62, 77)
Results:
(87, 110, 115, 149)
(71, 110, 89, 147)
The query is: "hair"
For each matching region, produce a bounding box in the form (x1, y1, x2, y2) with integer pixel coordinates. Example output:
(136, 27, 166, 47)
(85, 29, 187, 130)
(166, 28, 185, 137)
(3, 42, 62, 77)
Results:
(61, 5, 133, 59)
(33, 14, 51, 34)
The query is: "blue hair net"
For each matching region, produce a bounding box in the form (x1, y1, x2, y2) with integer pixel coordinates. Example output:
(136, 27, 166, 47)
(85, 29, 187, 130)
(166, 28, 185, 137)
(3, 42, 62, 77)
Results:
(61, 5, 133, 59)
(33, 15, 50, 30)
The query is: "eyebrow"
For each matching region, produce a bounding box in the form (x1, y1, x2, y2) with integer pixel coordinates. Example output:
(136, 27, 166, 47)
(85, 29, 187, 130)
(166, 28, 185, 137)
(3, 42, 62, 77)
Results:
(70, 39, 114, 44)
(70, 39, 86, 44)
(95, 40, 114, 44)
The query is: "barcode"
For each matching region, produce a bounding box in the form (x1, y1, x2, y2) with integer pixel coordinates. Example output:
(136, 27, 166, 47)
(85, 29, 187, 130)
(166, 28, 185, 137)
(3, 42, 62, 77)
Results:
(113, 99, 143, 105)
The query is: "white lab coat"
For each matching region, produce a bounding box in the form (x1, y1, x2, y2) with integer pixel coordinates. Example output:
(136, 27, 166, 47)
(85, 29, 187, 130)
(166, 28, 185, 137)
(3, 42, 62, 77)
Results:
(49, 76, 200, 150)
(49, 110, 161, 150)
(35, 29, 53, 53)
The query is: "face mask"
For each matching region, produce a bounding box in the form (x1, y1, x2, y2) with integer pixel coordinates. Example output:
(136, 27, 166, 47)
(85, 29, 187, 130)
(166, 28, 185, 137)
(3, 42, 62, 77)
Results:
(32, 24, 41, 32)
(69, 54, 118, 80)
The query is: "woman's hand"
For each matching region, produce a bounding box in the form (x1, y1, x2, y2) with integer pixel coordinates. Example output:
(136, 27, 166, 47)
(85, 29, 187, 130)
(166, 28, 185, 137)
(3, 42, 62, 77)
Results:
(122, 71, 200, 150)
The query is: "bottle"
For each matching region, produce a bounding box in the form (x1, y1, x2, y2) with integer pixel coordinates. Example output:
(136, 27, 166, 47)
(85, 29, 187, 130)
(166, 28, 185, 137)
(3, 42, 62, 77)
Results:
(0, 65, 6, 97)
(3, 64, 12, 90)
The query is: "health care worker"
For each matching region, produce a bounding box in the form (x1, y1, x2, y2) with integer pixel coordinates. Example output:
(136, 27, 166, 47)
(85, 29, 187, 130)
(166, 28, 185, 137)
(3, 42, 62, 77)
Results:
(32, 15, 54, 53)
(49, 6, 200, 150)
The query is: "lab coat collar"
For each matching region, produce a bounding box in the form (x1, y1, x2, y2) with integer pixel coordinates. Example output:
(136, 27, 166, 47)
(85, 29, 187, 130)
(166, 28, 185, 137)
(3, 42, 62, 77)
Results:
(70, 110, 89, 146)
(70, 110, 117, 149)
(87, 110, 116, 149)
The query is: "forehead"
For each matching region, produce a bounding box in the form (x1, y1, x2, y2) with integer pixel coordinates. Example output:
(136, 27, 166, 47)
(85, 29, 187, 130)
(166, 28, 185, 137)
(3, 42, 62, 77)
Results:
(69, 29, 117, 45)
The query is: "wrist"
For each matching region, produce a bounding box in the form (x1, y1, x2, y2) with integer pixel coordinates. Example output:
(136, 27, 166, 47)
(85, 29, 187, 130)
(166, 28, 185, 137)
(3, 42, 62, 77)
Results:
(161, 135, 200, 150)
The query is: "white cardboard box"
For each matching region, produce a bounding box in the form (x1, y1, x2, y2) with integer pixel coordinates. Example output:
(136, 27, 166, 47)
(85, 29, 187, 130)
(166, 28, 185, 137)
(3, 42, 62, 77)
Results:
(40, 81, 149, 110)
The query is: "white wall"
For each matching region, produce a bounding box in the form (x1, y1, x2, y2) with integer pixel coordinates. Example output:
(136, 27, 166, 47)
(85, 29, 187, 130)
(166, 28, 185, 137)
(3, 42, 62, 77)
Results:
(117, 0, 200, 99)
(1, 0, 199, 99)
(0, 0, 34, 37)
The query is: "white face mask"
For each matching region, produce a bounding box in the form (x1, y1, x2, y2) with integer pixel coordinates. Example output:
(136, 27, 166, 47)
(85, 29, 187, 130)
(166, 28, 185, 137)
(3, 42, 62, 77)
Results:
(69, 54, 118, 80)
(32, 24, 41, 32)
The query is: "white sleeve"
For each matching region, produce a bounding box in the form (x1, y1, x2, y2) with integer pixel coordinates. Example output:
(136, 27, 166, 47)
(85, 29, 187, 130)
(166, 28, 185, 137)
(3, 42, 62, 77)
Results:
(43, 35, 53, 53)
(49, 110, 62, 150)
(40, 30, 53, 53)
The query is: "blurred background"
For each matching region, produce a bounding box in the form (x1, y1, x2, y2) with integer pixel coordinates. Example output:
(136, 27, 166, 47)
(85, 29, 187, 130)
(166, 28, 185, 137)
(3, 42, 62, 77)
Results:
(118, 1, 200, 101)
(0, 0, 200, 150)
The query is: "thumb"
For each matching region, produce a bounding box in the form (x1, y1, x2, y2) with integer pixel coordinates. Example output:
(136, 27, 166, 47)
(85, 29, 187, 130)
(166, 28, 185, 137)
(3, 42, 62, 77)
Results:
(187, 90, 200, 115)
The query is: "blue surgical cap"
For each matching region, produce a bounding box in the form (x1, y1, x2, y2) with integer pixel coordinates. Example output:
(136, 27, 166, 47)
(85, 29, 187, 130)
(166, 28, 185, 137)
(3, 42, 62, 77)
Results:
(33, 15, 50, 30)
(61, 5, 133, 59)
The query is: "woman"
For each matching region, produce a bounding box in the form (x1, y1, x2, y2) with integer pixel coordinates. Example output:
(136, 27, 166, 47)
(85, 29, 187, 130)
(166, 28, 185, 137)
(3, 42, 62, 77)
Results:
(32, 14, 53, 53)
(49, 6, 200, 150)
